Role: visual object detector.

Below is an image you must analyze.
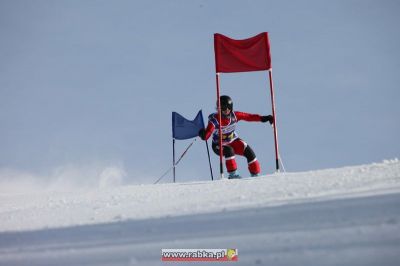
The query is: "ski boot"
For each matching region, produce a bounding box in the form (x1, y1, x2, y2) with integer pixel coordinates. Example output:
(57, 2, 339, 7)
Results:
(228, 170, 241, 179)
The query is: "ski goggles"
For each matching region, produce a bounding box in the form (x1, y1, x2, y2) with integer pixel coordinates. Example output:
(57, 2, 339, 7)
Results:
(215, 104, 231, 111)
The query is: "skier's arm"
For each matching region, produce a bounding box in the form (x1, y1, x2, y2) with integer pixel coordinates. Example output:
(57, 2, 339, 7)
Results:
(235, 111, 273, 124)
(199, 122, 215, 141)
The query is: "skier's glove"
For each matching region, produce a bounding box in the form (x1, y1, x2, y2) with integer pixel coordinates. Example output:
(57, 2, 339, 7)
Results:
(261, 115, 274, 124)
(198, 128, 206, 140)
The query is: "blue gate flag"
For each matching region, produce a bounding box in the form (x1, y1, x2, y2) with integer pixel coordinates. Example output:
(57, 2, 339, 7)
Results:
(172, 110, 205, 140)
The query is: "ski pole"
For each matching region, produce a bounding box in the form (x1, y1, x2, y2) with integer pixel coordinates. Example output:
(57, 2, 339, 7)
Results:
(205, 140, 214, 180)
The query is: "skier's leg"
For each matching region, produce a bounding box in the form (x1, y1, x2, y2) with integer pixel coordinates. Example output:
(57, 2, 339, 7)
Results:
(212, 142, 238, 174)
(231, 139, 261, 176)
(244, 145, 261, 176)
(223, 145, 237, 173)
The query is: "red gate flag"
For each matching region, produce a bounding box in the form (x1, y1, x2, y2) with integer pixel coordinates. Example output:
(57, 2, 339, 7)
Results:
(214, 32, 271, 73)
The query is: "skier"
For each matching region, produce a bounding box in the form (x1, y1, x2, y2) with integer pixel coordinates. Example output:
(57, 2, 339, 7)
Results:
(199, 95, 274, 179)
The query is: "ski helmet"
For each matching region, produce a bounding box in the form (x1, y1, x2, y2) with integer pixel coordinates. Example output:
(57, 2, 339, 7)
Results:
(219, 95, 233, 111)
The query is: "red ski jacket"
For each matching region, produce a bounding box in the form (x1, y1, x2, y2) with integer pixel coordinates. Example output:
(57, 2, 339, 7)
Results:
(204, 111, 263, 144)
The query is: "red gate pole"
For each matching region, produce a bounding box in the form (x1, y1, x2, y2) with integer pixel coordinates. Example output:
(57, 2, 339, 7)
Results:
(215, 73, 224, 179)
(268, 69, 280, 172)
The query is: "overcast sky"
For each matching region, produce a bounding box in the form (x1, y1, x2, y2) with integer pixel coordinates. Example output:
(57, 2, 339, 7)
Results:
(1, 0, 399, 185)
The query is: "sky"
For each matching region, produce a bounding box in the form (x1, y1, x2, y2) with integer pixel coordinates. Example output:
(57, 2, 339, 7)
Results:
(0, 0, 399, 186)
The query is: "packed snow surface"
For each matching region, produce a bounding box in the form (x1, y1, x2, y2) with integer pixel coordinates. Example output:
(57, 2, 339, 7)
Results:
(0, 159, 399, 265)
(1, 159, 399, 232)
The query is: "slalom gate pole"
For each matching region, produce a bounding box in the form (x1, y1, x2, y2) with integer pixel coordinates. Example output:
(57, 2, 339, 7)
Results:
(154, 138, 197, 184)
(215, 73, 224, 179)
(267, 69, 280, 171)
(205, 140, 214, 180)
(173, 138, 176, 182)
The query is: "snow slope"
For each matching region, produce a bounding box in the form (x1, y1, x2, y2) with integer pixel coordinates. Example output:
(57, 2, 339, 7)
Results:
(0, 160, 399, 265)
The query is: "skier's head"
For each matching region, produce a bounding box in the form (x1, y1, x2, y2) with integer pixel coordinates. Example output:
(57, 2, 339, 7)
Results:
(219, 95, 233, 113)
